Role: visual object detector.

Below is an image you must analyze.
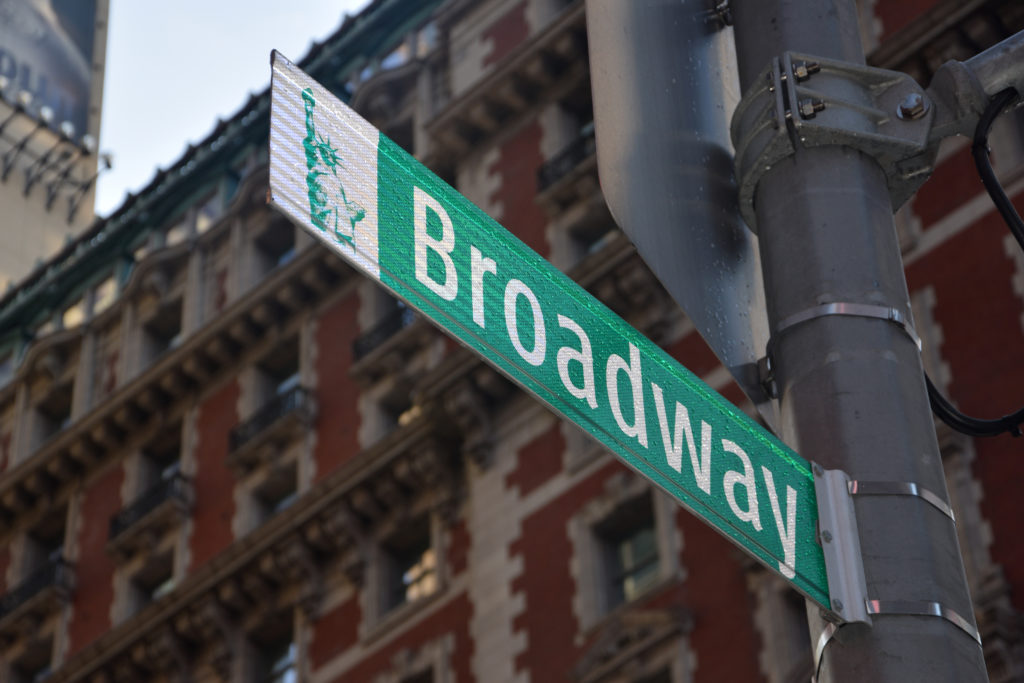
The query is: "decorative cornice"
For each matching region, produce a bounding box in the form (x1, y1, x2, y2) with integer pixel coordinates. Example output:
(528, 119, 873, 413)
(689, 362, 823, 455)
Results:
(868, 0, 1024, 83)
(423, 1, 588, 164)
(0, 237, 348, 540)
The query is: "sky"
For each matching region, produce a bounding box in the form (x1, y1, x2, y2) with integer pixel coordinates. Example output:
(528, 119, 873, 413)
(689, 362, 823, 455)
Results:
(95, 0, 371, 217)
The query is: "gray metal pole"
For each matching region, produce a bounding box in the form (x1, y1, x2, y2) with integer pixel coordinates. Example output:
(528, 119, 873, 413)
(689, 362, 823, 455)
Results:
(730, 1, 989, 681)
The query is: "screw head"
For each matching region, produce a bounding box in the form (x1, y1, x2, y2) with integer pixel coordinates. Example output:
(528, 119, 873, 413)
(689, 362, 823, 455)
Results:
(821, 530, 833, 543)
(832, 598, 844, 612)
(898, 92, 928, 120)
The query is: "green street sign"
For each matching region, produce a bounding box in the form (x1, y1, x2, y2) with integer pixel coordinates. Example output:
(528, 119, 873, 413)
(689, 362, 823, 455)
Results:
(268, 51, 830, 608)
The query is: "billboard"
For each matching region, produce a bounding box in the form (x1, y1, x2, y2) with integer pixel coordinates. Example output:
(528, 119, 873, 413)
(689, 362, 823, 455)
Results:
(0, 0, 99, 138)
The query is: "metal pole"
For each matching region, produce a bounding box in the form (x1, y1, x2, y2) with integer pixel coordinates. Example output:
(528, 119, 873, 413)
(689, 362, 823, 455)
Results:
(730, 1, 989, 681)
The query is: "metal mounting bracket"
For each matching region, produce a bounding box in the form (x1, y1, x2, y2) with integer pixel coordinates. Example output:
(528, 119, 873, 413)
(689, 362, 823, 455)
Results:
(731, 52, 938, 231)
(811, 464, 871, 625)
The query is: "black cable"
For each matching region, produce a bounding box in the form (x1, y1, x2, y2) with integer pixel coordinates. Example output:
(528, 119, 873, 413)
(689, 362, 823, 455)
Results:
(927, 375, 1023, 438)
(972, 88, 1024, 250)
(926, 86, 1024, 438)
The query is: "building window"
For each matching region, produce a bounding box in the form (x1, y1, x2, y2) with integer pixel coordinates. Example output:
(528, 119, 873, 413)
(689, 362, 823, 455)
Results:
(253, 460, 298, 522)
(0, 348, 14, 388)
(10, 636, 53, 683)
(142, 298, 183, 362)
(130, 551, 175, 612)
(352, 296, 417, 362)
(25, 506, 67, 574)
(254, 219, 297, 275)
(61, 297, 86, 329)
(92, 274, 118, 316)
(570, 475, 682, 631)
(229, 336, 313, 467)
(385, 118, 414, 155)
(596, 493, 660, 611)
(194, 190, 222, 234)
(635, 668, 672, 683)
(142, 423, 183, 485)
(257, 335, 300, 399)
(165, 217, 191, 247)
(382, 516, 437, 614)
(33, 380, 73, 449)
(251, 625, 296, 683)
(109, 427, 190, 552)
(402, 672, 433, 683)
(749, 569, 813, 683)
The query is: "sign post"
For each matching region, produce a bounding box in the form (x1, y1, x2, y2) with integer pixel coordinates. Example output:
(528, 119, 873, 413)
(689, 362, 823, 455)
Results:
(728, 0, 987, 680)
(268, 51, 832, 608)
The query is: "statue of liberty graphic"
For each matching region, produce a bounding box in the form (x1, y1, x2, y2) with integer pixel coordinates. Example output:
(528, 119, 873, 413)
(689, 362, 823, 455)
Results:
(301, 88, 365, 245)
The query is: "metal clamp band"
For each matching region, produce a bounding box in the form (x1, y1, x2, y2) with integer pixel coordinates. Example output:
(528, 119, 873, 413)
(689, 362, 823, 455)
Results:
(866, 599, 982, 645)
(758, 302, 921, 398)
(814, 600, 981, 680)
(730, 51, 934, 231)
(813, 622, 839, 682)
(773, 302, 922, 350)
(848, 480, 956, 522)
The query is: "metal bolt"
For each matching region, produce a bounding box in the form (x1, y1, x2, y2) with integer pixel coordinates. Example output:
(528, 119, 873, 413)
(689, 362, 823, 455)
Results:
(710, 0, 733, 27)
(798, 98, 826, 119)
(792, 61, 821, 82)
(832, 598, 844, 612)
(897, 92, 928, 120)
(821, 529, 833, 543)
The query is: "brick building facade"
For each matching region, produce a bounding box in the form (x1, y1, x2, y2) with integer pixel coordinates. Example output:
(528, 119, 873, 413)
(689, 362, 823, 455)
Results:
(0, 1, 1023, 681)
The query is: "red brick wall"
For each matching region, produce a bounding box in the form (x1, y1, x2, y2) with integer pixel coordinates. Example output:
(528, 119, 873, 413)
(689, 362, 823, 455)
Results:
(666, 332, 747, 407)
(189, 380, 239, 571)
(506, 421, 564, 497)
(67, 464, 124, 656)
(666, 331, 721, 379)
(912, 145, 977, 229)
(907, 198, 1024, 610)
(484, 1, 528, 67)
(0, 542, 9, 593)
(0, 429, 11, 474)
(510, 455, 763, 680)
(510, 460, 618, 678)
(676, 507, 764, 682)
(321, 594, 473, 682)
(310, 596, 361, 670)
(875, 0, 942, 41)
(448, 516, 471, 577)
(489, 121, 549, 256)
(313, 291, 361, 480)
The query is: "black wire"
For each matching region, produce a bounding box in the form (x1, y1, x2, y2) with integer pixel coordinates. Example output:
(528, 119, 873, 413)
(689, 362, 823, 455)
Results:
(926, 87, 1024, 438)
(972, 88, 1024, 250)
